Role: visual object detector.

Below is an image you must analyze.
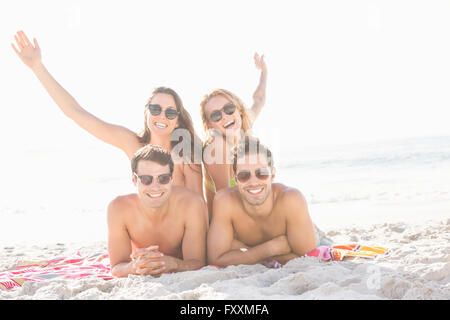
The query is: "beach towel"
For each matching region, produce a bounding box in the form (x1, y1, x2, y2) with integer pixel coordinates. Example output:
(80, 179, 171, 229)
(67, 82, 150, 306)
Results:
(0, 244, 388, 290)
(261, 244, 389, 268)
(305, 243, 389, 261)
(0, 251, 113, 290)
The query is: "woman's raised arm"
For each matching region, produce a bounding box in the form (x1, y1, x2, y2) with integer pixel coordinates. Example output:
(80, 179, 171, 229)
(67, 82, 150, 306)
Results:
(249, 52, 268, 121)
(12, 30, 140, 158)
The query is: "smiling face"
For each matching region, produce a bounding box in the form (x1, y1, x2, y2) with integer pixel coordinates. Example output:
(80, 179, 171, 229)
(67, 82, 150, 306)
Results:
(146, 93, 179, 136)
(133, 160, 173, 209)
(235, 153, 275, 206)
(204, 95, 243, 136)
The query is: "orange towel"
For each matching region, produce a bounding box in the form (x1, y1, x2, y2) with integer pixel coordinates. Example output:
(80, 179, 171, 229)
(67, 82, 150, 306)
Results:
(306, 244, 389, 261)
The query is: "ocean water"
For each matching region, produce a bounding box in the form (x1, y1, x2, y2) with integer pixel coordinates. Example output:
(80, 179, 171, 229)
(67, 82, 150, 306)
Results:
(276, 135, 450, 228)
(0, 135, 449, 245)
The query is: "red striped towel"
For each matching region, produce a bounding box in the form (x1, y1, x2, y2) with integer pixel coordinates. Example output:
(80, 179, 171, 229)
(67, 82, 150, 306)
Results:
(0, 252, 113, 290)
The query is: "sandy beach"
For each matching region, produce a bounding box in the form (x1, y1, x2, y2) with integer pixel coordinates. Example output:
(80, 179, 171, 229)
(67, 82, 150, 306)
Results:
(1, 218, 448, 300)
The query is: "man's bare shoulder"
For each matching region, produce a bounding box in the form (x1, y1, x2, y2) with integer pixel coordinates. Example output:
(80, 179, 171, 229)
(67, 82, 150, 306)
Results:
(171, 186, 205, 206)
(108, 193, 138, 207)
(107, 194, 138, 218)
(171, 186, 208, 224)
(215, 186, 240, 202)
(272, 183, 311, 224)
(214, 187, 240, 207)
(273, 183, 307, 208)
(212, 187, 240, 220)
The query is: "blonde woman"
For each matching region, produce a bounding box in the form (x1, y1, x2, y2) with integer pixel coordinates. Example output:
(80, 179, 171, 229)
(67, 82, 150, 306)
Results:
(200, 53, 267, 216)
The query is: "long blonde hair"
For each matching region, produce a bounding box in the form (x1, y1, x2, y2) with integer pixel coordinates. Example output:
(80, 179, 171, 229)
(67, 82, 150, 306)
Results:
(200, 89, 253, 148)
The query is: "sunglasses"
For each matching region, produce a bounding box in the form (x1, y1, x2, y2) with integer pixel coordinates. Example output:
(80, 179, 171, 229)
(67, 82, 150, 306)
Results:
(236, 167, 272, 183)
(147, 104, 179, 120)
(209, 103, 236, 122)
(133, 172, 172, 185)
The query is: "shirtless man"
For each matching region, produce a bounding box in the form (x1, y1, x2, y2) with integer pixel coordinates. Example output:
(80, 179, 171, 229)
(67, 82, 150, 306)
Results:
(207, 137, 317, 267)
(107, 145, 207, 277)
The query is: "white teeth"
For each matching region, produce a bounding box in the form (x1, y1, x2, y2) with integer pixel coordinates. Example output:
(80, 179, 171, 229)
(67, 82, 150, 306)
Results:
(248, 188, 263, 194)
(155, 122, 167, 128)
(224, 121, 235, 128)
(148, 192, 163, 198)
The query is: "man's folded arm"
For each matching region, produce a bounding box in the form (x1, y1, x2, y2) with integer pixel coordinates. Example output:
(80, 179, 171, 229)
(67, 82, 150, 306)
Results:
(207, 196, 290, 267)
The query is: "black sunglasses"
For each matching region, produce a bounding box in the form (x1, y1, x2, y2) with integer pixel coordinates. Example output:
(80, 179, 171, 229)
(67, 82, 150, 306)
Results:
(147, 104, 179, 120)
(134, 172, 172, 185)
(209, 103, 236, 122)
(236, 167, 272, 183)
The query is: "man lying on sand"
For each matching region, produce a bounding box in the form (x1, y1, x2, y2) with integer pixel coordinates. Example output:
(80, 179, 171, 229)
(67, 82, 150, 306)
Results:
(107, 145, 207, 277)
(207, 136, 319, 267)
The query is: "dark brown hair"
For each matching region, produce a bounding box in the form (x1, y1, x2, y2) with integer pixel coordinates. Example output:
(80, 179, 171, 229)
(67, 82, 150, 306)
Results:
(232, 136, 274, 173)
(131, 145, 174, 175)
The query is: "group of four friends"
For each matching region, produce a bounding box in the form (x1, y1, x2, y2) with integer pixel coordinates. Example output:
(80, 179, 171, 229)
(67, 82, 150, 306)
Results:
(12, 30, 332, 278)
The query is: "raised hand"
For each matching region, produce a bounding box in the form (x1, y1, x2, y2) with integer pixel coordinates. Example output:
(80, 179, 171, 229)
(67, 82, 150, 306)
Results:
(250, 52, 267, 119)
(253, 52, 267, 73)
(11, 30, 42, 70)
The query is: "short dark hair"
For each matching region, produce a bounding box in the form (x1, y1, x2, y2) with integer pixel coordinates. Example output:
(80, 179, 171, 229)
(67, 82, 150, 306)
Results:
(232, 136, 274, 173)
(131, 145, 174, 175)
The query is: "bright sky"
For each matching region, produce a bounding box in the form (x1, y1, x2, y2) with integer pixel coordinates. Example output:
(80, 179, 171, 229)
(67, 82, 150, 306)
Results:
(1, 0, 450, 156)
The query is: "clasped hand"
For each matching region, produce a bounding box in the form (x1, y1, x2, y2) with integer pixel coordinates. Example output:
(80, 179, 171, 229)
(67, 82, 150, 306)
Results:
(130, 245, 175, 277)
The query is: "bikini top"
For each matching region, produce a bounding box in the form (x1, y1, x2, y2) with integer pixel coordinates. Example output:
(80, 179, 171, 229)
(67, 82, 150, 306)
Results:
(205, 176, 236, 194)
